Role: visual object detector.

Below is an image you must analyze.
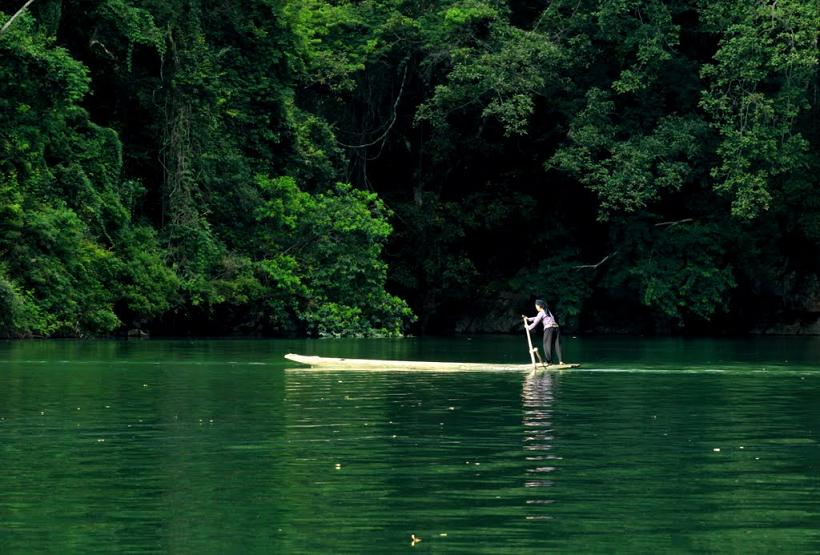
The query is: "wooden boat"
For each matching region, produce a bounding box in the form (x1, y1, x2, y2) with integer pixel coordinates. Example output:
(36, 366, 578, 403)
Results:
(284, 353, 580, 372)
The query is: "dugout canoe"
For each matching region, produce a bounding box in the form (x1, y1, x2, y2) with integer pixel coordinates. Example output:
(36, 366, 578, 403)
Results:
(284, 353, 580, 371)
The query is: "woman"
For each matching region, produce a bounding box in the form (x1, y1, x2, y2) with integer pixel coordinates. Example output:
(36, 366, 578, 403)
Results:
(523, 299, 563, 365)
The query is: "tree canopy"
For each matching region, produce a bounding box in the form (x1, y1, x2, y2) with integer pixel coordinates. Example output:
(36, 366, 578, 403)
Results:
(1, 0, 818, 337)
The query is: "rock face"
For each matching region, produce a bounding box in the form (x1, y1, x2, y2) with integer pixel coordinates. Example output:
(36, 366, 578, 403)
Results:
(454, 292, 532, 334)
(127, 328, 149, 339)
(453, 294, 820, 335)
(749, 277, 820, 334)
(752, 314, 820, 335)
(455, 312, 520, 334)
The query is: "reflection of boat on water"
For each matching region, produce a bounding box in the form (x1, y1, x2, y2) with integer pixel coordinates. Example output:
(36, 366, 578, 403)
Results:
(522, 371, 559, 513)
(285, 353, 580, 371)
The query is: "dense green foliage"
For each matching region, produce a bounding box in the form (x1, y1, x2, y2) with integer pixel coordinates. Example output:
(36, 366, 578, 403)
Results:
(1, 0, 817, 337)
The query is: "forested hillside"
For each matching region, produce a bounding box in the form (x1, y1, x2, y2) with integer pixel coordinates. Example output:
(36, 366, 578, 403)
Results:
(1, 0, 818, 337)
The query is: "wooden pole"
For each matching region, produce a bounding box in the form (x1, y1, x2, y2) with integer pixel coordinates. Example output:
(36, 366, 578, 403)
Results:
(1, 0, 39, 36)
(523, 317, 541, 370)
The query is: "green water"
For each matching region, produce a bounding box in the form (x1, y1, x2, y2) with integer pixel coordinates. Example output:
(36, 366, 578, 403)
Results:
(1, 337, 819, 553)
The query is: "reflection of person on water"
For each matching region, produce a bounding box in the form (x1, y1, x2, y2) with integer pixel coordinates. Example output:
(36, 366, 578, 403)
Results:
(522, 370, 557, 499)
(523, 299, 563, 365)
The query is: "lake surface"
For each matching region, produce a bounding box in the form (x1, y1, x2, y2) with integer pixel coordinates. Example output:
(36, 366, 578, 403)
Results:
(1, 336, 819, 553)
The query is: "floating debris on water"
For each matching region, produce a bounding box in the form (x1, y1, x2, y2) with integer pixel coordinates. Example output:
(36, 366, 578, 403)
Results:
(411, 534, 422, 546)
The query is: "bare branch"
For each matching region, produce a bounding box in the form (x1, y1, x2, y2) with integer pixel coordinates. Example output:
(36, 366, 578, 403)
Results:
(574, 251, 618, 270)
(654, 218, 694, 228)
(337, 63, 408, 149)
(89, 39, 117, 60)
(0, 0, 38, 36)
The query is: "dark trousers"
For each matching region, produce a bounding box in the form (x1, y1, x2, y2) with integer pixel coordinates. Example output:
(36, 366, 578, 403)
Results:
(543, 326, 562, 364)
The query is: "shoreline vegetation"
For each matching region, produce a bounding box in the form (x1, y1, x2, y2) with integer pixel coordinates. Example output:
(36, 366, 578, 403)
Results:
(1, 1, 818, 339)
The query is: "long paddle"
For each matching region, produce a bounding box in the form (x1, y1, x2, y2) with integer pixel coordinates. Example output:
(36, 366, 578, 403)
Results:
(522, 316, 544, 370)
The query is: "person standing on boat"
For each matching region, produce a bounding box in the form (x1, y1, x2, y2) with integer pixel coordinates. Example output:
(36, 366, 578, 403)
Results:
(523, 299, 563, 365)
